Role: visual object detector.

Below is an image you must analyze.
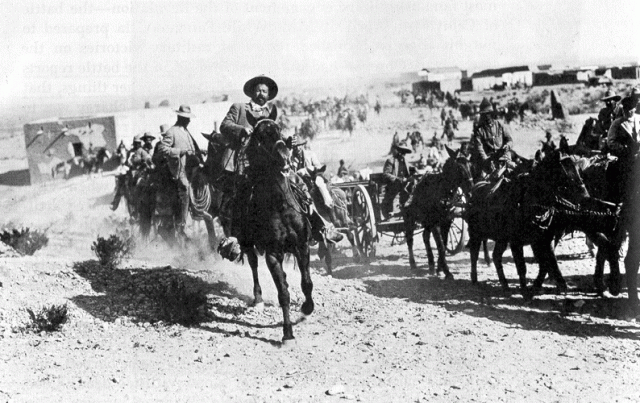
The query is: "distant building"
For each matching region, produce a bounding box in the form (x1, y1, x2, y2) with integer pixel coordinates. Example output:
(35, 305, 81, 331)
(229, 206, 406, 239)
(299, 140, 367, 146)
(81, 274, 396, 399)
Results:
(611, 65, 640, 79)
(471, 66, 533, 91)
(415, 66, 462, 94)
(418, 67, 462, 82)
(22, 102, 231, 184)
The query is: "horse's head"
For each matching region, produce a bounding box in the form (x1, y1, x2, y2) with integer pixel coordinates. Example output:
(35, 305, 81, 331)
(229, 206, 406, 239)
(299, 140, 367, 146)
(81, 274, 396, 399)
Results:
(442, 145, 474, 194)
(246, 119, 289, 172)
(534, 150, 590, 202)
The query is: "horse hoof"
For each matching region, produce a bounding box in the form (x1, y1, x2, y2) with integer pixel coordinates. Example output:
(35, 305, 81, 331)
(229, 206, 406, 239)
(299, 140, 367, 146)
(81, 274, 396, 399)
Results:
(251, 302, 265, 312)
(301, 301, 315, 316)
(444, 273, 454, 280)
(281, 338, 297, 349)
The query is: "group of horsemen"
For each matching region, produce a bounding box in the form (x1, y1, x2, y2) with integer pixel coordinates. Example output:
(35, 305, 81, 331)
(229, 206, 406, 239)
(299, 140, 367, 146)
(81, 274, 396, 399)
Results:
(112, 75, 640, 259)
(382, 87, 640, 220)
(111, 75, 344, 257)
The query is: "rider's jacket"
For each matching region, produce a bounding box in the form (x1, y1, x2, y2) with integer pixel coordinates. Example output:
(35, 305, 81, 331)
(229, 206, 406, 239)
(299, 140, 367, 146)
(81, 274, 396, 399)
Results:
(219, 102, 278, 174)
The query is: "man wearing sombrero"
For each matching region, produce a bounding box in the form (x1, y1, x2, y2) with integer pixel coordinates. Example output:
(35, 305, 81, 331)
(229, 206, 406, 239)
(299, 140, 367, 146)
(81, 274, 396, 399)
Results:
(156, 105, 202, 242)
(470, 97, 513, 179)
(220, 75, 279, 174)
(217, 76, 342, 258)
(381, 140, 413, 220)
(595, 89, 621, 137)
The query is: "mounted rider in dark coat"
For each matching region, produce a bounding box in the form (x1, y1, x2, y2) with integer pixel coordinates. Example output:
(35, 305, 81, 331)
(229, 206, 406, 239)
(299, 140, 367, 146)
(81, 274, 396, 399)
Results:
(156, 105, 203, 243)
(216, 76, 342, 259)
(382, 141, 412, 220)
(470, 97, 514, 179)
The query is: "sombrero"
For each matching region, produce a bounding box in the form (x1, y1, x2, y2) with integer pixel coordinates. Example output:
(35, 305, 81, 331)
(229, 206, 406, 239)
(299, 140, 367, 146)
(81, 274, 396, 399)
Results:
(601, 89, 621, 102)
(243, 75, 278, 100)
(141, 132, 155, 141)
(395, 141, 412, 154)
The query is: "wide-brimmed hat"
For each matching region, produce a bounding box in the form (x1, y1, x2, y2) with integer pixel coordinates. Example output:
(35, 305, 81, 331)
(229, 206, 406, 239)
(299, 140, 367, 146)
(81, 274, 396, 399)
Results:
(243, 75, 278, 100)
(174, 104, 194, 118)
(478, 98, 493, 114)
(601, 89, 621, 102)
(141, 132, 155, 141)
(394, 141, 412, 154)
(159, 124, 170, 135)
(620, 96, 637, 111)
(133, 134, 143, 143)
(291, 135, 307, 147)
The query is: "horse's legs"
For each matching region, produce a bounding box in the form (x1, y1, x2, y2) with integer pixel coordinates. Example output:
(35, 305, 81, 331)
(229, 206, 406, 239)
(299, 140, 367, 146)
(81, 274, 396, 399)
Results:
(492, 241, 509, 291)
(406, 215, 418, 271)
(469, 235, 482, 285)
(246, 249, 263, 309)
(423, 229, 435, 273)
(265, 251, 294, 342)
(297, 245, 315, 316)
(432, 226, 453, 280)
(511, 243, 530, 298)
(532, 240, 567, 294)
(593, 248, 607, 295)
(483, 240, 493, 266)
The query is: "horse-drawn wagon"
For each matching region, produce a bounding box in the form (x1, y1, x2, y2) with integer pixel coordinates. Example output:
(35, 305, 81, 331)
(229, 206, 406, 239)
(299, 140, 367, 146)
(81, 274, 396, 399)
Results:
(332, 170, 467, 259)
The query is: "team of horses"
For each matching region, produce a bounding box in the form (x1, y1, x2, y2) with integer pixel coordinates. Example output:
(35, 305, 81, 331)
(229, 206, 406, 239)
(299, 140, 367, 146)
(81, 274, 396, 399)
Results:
(123, 118, 640, 344)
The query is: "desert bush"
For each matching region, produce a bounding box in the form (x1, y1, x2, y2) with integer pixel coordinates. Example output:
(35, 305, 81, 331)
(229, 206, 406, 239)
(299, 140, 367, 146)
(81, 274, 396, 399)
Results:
(91, 233, 133, 268)
(153, 278, 208, 326)
(26, 304, 68, 332)
(0, 228, 49, 256)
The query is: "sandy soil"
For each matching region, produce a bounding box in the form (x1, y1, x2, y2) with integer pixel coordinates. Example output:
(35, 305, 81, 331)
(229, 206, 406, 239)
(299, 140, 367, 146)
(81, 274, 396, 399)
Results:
(1, 104, 640, 403)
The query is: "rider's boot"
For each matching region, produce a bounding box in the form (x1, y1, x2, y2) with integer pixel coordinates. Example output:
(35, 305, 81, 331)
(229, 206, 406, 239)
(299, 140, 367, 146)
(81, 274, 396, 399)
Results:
(309, 206, 343, 244)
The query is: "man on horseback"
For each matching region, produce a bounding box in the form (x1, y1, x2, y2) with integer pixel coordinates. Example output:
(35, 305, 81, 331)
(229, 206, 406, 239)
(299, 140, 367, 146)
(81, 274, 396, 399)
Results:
(141, 132, 156, 159)
(382, 141, 412, 220)
(596, 90, 621, 137)
(110, 135, 149, 211)
(607, 96, 640, 201)
(470, 97, 514, 179)
(156, 105, 203, 242)
(217, 76, 342, 259)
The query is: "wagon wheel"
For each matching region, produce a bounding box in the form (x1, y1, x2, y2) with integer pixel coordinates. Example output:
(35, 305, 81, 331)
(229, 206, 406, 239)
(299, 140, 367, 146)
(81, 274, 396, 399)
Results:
(352, 185, 377, 258)
(446, 187, 467, 255)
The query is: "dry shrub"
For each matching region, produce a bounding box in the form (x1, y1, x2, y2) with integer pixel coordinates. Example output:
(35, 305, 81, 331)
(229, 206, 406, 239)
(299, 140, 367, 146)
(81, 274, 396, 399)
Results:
(26, 304, 68, 332)
(92, 232, 134, 269)
(0, 228, 49, 256)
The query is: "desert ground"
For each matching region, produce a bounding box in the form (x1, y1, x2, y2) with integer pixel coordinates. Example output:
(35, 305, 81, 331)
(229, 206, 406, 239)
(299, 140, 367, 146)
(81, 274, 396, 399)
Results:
(1, 89, 640, 403)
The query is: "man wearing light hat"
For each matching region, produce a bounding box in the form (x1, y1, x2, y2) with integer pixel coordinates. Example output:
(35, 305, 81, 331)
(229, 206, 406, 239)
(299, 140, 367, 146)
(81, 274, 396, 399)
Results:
(157, 105, 203, 241)
(470, 97, 513, 179)
(595, 89, 621, 136)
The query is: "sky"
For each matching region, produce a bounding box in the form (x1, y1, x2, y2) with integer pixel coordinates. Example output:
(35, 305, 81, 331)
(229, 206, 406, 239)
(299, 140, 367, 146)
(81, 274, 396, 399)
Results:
(0, 0, 638, 123)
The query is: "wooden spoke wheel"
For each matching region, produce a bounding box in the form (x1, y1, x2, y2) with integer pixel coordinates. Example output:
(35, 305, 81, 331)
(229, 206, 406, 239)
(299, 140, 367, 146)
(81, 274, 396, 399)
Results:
(352, 185, 377, 258)
(446, 187, 467, 255)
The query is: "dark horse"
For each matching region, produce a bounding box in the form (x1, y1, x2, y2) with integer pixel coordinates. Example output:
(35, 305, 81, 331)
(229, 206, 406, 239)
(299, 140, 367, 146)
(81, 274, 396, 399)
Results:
(240, 119, 314, 344)
(467, 150, 618, 298)
(404, 145, 474, 277)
